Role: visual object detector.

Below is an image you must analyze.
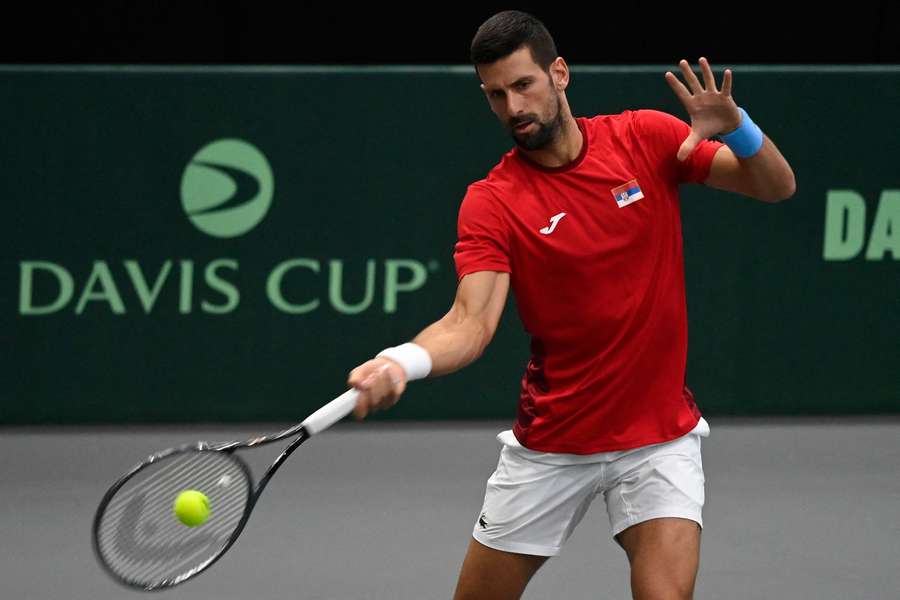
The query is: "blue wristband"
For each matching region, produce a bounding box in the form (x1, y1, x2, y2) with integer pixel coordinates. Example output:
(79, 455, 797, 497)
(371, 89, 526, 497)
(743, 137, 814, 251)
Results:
(719, 107, 764, 158)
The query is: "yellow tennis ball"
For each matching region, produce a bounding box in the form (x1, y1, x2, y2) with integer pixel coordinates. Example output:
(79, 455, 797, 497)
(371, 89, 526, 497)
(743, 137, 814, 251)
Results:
(173, 490, 210, 527)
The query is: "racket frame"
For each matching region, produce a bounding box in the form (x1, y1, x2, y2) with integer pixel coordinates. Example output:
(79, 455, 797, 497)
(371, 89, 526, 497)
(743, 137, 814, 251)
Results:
(92, 424, 312, 590)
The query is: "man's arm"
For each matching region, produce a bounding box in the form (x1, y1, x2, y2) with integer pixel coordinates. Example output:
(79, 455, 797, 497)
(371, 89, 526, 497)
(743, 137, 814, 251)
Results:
(347, 270, 510, 418)
(704, 139, 796, 203)
(666, 57, 796, 203)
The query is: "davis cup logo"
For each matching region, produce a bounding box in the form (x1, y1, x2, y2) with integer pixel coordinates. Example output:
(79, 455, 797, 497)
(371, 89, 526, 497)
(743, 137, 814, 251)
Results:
(17, 136, 437, 317)
(180, 139, 274, 238)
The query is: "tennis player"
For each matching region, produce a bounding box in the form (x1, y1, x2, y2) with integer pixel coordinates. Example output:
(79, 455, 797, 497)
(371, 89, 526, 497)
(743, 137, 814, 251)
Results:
(348, 11, 795, 600)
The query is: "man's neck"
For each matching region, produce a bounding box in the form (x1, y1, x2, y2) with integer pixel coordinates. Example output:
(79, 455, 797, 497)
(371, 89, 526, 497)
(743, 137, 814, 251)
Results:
(519, 115, 583, 168)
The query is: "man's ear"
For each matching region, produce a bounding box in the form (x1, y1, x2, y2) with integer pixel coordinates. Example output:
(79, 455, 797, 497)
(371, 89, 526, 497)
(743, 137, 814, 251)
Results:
(550, 57, 569, 91)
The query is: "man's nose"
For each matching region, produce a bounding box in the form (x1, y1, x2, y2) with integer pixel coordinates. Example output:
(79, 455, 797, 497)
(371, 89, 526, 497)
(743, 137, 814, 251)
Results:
(506, 93, 525, 116)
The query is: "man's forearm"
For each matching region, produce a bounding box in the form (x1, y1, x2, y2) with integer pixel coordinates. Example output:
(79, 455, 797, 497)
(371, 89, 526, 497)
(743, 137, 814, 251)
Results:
(735, 136, 796, 202)
(412, 313, 492, 377)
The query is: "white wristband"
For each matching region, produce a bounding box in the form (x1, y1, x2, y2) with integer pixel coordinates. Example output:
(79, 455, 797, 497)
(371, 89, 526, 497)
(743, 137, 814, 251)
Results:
(376, 343, 432, 381)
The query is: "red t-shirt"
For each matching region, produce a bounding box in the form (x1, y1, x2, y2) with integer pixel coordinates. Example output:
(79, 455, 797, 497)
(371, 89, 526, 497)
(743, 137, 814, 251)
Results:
(453, 110, 723, 453)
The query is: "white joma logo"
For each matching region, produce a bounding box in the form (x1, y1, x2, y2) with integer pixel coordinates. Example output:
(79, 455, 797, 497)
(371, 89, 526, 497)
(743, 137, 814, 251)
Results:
(539, 212, 567, 235)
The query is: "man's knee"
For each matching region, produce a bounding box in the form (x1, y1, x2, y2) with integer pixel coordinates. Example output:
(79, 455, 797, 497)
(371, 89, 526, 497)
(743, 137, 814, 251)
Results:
(629, 555, 698, 600)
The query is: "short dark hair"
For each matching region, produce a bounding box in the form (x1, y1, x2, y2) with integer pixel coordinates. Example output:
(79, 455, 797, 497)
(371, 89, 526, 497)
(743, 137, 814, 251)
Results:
(470, 11, 558, 71)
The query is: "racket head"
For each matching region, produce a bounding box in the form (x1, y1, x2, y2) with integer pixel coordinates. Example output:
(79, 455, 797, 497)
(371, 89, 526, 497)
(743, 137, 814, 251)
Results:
(92, 446, 254, 590)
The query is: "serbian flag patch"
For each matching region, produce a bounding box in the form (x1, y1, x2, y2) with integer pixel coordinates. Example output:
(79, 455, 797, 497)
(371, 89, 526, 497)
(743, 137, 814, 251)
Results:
(611, 179, 644, 208)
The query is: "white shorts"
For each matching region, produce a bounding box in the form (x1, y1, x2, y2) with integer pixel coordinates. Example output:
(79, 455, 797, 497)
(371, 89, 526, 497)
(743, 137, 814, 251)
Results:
(472, 418, 709, 557)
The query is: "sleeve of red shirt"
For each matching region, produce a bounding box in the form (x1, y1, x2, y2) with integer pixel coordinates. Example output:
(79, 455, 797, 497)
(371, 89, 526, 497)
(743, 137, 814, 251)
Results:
(453, 183, 512, 281)
(632, 109, 724, 185)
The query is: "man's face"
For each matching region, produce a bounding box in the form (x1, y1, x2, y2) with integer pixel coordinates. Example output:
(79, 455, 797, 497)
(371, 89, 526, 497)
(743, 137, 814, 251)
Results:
(478, 46, 564, 151)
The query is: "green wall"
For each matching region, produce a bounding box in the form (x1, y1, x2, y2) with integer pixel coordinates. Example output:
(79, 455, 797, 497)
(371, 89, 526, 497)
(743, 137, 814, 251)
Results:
(3, 66, 897, 423)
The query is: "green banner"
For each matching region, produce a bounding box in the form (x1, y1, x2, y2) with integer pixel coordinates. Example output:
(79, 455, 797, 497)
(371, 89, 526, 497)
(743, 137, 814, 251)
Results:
(2, 66, 898, 423)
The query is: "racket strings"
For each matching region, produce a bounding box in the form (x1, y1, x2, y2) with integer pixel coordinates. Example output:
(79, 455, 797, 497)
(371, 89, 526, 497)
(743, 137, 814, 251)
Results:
(95, 450, 250, 587)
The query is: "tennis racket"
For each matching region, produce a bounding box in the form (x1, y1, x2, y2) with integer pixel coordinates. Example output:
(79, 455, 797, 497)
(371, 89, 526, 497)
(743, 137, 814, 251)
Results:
(92, 388, 359, 591)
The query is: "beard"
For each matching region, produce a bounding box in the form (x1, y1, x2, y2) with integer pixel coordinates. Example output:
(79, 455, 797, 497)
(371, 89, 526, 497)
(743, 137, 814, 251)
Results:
(508, 93, 564, 151)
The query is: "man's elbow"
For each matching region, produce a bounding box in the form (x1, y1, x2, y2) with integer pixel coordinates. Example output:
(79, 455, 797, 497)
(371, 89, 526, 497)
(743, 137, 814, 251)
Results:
(473, 323, 496, 360)
(758, 175, 797, 203)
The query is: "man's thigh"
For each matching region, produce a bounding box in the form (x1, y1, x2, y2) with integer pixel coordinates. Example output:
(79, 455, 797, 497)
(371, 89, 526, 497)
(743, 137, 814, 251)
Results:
(616, 517, 700, 600)
(604, 431, 706, 541)
(605, 430, 707, 600)
(453, 538, 548, 600)
(474, 445, 601, 556)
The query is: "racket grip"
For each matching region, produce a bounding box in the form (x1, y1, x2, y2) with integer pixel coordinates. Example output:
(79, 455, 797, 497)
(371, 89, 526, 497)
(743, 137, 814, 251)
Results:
(301, 389, 360, 435)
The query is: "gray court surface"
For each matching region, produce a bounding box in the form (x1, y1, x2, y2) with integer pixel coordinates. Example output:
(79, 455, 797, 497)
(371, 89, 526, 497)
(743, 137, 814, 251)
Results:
(2, 418, 898, 600)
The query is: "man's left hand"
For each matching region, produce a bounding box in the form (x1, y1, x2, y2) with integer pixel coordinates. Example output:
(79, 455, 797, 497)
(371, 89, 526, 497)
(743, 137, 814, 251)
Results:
(665, 57, 741, 161)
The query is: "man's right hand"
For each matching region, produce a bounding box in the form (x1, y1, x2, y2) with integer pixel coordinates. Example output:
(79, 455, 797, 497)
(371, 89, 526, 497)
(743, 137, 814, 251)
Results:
(347, 358, 407, 419)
